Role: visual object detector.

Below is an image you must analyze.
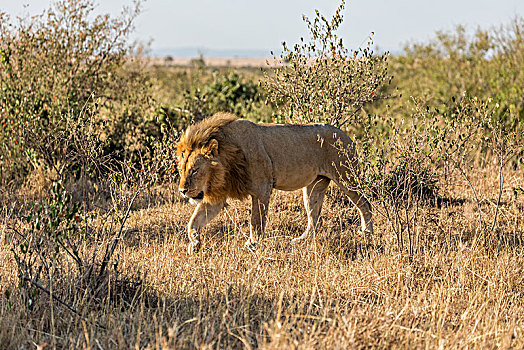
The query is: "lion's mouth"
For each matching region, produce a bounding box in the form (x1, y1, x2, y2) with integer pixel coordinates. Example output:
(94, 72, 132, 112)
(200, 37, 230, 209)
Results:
(191, 191, 204, 200)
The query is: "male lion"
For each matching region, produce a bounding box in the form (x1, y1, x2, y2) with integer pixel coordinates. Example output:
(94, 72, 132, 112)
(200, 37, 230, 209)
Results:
(176, 112, 373, 254)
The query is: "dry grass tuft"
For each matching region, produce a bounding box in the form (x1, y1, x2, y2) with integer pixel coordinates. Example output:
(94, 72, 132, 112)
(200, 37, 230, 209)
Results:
(1, 168, 523, 348)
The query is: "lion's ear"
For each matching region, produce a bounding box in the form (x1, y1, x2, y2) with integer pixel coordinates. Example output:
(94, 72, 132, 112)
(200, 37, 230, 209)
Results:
(202, 139, 219, 158)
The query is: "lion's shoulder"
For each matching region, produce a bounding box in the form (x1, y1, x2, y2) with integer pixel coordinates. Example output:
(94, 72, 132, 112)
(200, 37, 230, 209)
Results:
(178, 113, 239, 153)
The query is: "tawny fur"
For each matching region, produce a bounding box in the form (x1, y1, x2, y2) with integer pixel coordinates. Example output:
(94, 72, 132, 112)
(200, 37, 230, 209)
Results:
(176, 113, 250, 203)
(176, 112, 373, 254)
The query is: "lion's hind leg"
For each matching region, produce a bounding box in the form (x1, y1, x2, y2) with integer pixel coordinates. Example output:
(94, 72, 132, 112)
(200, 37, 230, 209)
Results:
(332, 178, 374, 236)
(292, 176, 330, 244)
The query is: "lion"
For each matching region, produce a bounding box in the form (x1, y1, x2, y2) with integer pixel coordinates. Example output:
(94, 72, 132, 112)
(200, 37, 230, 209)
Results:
(176, 112, 373, 254)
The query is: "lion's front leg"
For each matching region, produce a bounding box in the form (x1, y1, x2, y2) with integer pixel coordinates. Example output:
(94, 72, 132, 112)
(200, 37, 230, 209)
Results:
(244, 190, 271, 252)
(187, 201, 226, 254)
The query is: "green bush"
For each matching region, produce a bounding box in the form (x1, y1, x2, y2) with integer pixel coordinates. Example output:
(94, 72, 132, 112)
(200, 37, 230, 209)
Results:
(264, 0, 391, 128)
(392, 17, 523, 126)
(183, 70, 263, 121)
(0, 0, 144, 185)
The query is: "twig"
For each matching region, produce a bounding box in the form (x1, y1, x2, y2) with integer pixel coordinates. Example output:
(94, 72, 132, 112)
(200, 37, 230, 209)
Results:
(489, 158, 504, 236)
(22, 276, 106, 330)
(98, 190, 139, 280)
(172, 106, 192, 115)
(456, 164, 485, 241)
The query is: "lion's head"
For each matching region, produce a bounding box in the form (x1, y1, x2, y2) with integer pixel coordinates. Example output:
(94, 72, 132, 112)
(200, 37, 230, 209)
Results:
(176, 138, 219, 203)
(176, 113, 250, 204)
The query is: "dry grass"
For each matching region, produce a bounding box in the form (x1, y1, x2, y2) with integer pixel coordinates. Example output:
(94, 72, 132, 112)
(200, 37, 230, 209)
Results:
(1, 168, 523, 349)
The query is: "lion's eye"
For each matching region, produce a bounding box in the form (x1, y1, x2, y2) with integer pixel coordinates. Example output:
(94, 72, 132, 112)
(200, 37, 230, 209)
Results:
(190, 168, 199, 177)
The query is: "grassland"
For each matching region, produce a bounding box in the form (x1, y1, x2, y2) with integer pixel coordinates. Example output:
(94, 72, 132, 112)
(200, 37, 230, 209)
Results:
(1, 2, 523, 348)
(1, 166, 523, 348)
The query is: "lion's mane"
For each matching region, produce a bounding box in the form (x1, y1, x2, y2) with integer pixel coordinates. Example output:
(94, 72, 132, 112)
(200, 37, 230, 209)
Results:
(176, 113, 250, 203)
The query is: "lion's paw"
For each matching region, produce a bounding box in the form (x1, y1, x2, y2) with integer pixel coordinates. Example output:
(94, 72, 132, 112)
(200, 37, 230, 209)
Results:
(291, 237, 306, 245)
(243, 240, 258, 253)
(187, 240, 201, 255)
(362, 228, 374, 239)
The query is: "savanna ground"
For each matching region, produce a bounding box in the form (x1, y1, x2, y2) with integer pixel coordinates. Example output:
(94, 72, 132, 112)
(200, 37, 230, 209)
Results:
(1, 169, 523, 348)
(1, 0, 523, 348)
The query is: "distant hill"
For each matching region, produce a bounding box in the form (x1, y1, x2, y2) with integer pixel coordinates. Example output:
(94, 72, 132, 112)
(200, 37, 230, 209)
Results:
(148, 46, 401, 58)
(149, 47, 273, 58)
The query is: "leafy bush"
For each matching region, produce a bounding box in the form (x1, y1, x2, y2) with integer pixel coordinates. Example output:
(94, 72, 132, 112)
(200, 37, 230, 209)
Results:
(0, 0, 144, 186)
(183, 71, 263, 121)
(9, 170, 146, 318)
(264, 0, 390, 127)
(395, 17, 523, 125)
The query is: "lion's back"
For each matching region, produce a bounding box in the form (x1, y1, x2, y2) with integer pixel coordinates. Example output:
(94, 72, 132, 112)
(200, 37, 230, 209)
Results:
(225, 119, 354, 191)
(227, 119, 352, 163)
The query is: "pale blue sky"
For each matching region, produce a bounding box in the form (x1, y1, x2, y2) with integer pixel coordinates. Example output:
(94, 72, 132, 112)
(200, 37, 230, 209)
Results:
(2, 0, 523, 56)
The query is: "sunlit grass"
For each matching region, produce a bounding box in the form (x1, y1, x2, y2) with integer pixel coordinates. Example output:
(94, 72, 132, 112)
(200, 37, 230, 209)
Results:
(1, 168, 522, 348)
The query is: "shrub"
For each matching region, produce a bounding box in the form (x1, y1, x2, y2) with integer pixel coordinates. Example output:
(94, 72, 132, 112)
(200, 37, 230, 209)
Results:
(9, 172, 144, 320)
(183, 70, 262, 121)
(397, 16, 523, 126)
(345, 95, 523, 252)
(0, 0, 143, 186)
(264, 0, 391, 128)
(436, 95, 524, 245)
